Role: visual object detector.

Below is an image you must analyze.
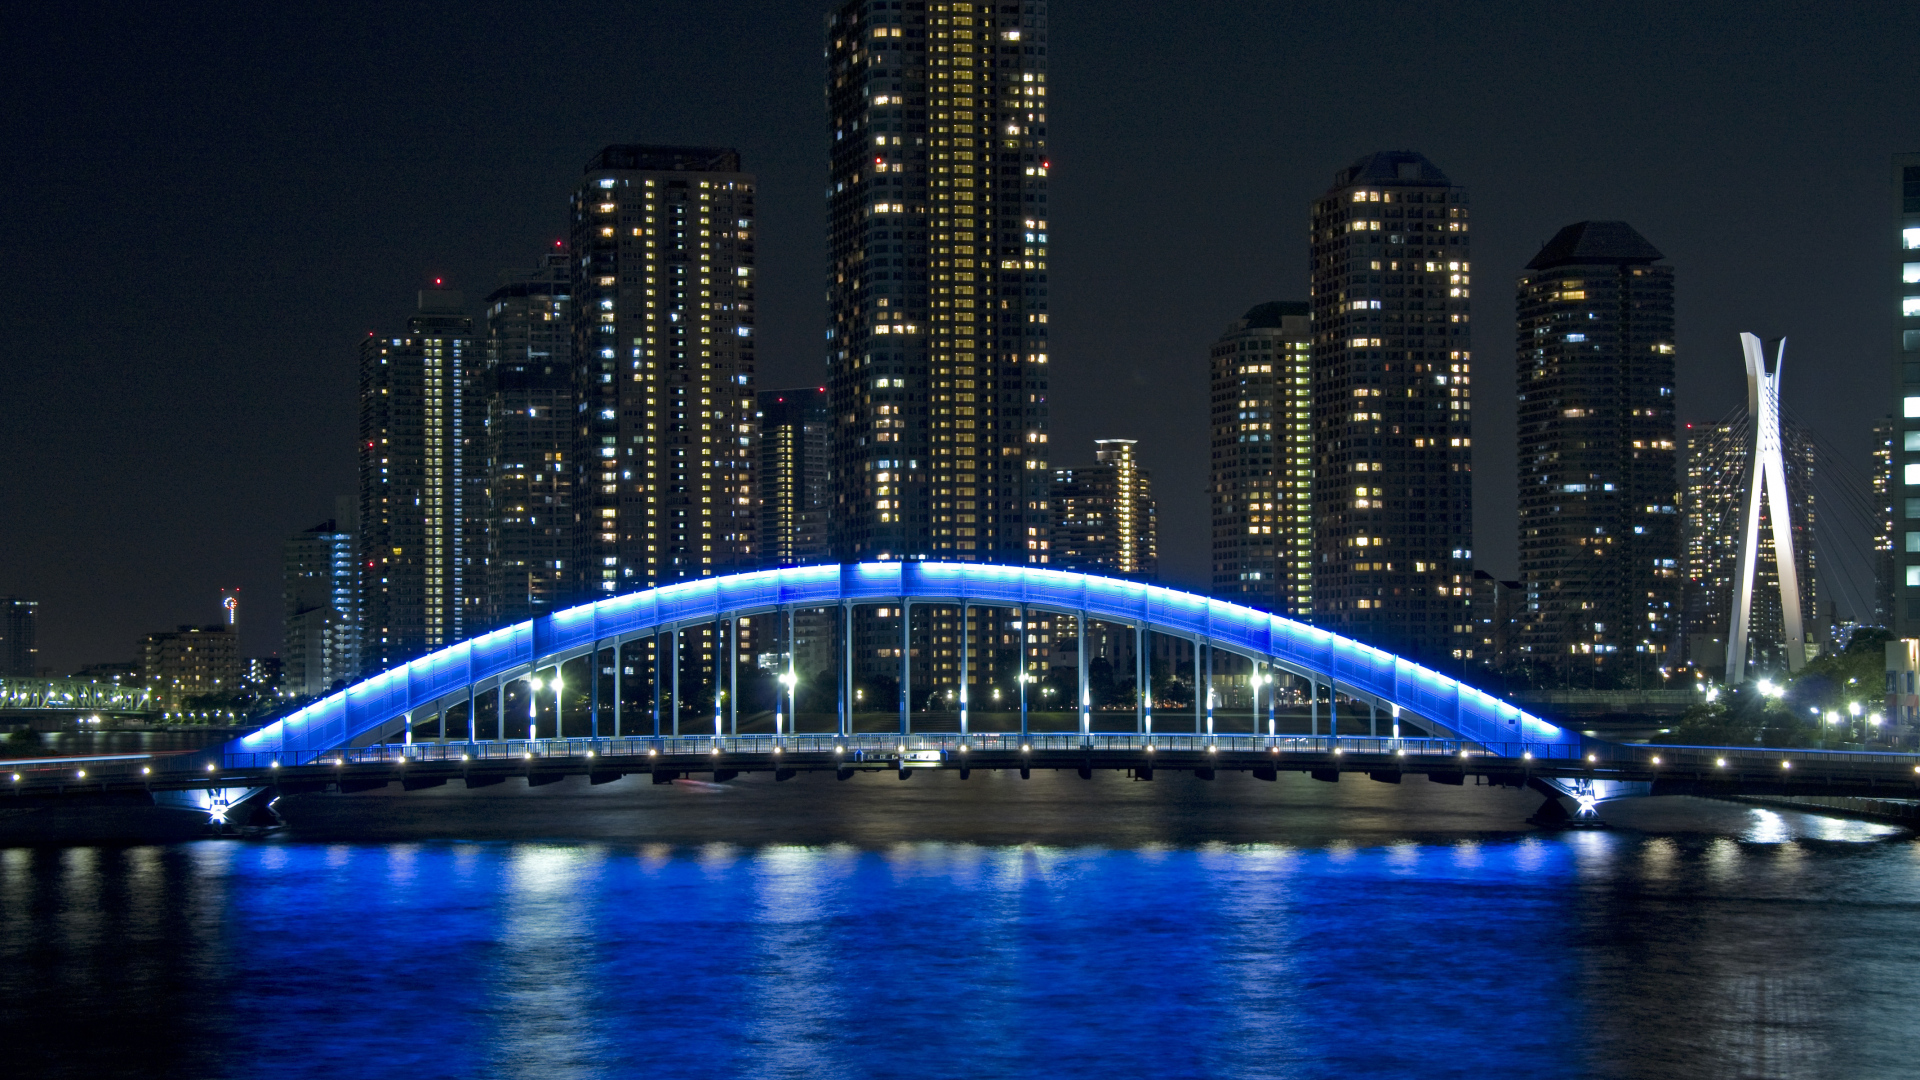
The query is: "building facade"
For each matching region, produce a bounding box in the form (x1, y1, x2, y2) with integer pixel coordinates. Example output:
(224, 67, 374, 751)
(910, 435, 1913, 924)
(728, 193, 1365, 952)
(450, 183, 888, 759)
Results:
(758, 387, 832, 567)
(140, 625, 239, 709)
(283, 512, 357, 698)
(1308, 151, 1475, 664)
(1893, 153, 1920, 638)
(1051, 439, 1156, 578)
(0, 597, 37, 678)
(1513, 221, 1680, 674)
(357, 288, 486, 675)
(824, 0, 1054, 564)
(1683, 418, 1817, 673)
(484, 248, 574, 626)
(569, 145, 758, 595)
(1874, 415, 1894, 627)
(1208, 301, 1313, 617)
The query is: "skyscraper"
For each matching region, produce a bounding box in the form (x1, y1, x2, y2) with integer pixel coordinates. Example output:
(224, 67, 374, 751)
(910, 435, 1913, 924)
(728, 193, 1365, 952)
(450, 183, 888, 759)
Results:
(1308, 151, 1474, 664)
(358, 287, 485, 675)
(284, 505, 357, 698)
(484, 247, 574, 625)
(1051, 439, 1156, 578)
(758, 387, 832, 567)
(1513, 221, 1680, 673)
(825, 0, 1053, 564)
(1209, 301, 1313, 617)
(1682, 418, 1816, 673)
(0, 598, 37, 677)
(1893, 152, 1920, 638)
(1874, 415, 1895, 626)
(569, 146, 758, 595)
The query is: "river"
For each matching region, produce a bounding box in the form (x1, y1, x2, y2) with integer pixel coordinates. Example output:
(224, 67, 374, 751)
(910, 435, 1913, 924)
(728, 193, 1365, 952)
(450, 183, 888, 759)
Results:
(2, 771, 1915, 1078)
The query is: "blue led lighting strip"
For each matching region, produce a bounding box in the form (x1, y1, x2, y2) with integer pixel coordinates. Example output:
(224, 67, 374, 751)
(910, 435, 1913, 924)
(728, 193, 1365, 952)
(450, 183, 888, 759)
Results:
(234, 564, 1576, 763)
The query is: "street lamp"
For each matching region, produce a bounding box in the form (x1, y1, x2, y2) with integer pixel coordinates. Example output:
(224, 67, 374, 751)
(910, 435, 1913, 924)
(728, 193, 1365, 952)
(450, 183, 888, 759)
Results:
(778, 671, 797, 739)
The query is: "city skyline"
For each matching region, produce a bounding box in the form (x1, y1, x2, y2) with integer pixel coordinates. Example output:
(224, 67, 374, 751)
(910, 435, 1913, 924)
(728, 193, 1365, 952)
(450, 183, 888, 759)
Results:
(5, 0, 1917, 672)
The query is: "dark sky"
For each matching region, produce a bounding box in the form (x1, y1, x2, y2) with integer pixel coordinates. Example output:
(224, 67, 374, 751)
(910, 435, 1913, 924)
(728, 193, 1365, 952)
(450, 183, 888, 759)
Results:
(4, 0, 1915, 675)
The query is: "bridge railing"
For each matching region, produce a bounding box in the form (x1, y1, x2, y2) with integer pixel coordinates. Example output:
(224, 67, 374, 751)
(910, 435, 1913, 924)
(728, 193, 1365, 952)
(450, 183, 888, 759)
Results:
(212, 734, 1920, 775)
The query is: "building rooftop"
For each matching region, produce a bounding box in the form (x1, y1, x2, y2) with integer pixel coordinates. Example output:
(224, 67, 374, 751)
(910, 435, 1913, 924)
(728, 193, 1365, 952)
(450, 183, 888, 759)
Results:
(1240, 301, 1310, 329)
(1329, 151, 1451, 190)
(586, 145, 742, 174)
(1525, 221, 1664, 270)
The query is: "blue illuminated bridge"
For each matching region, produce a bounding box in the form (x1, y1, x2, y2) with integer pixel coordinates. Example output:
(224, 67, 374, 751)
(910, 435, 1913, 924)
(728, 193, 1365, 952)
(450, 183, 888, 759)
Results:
(10, 564, 1920, 826)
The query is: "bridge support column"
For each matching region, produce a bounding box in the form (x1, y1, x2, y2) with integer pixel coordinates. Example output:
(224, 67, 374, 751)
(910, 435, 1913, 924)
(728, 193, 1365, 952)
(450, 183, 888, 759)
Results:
(467, 683, 476, 749)
(497, 682, 506, 742)
(652, 632, 662, 740)
(1370, 701, 1377, 739)
(960, 601, 970, 737)
(841, 601, 853, 739)
(671, 628, 680, 738)
(1078, 612, 1090, 739)
(729, 619, 738, 738)
(1310, 676, 1318, 737)
(1203, 643, 1214, 738)
(1329, 682, 1337, 741)
(1193, 637, 1203, 735)
(1135, 623, 1146, 734)
(712, 616, 723, 740)
(1267, 664, 1276, 737)
(1018, 606, 1028, 739)
(612, 640, 623, 739)
(590, 645, 601, 740)
(900, 600, 911, 738)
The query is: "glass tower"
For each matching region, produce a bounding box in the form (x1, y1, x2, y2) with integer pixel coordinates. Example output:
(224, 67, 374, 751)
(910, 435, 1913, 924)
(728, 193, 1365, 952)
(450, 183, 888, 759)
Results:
(1514, 221, 1680, 675)
(1209, 302, 1313, 618)
(825, 0, 1054, 564)
(484, 247, 574, 627)
(1893, 153, 1920, 638)
(568, 146, 758, 596)
(1051, 439, 1156, 578)
(1308, 151, 1474, 665)
(757, 386, 832, 567)
(358, 288, 484, 675)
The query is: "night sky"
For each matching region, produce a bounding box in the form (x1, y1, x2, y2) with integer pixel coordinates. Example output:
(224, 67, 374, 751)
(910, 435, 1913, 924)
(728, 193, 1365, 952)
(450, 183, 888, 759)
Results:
(5, 0, 1916, 674)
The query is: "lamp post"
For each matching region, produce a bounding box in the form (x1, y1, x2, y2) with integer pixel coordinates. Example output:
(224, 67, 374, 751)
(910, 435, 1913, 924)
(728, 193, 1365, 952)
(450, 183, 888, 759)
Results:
(529, 676, 544, 744)
(778, 671, 797, 742)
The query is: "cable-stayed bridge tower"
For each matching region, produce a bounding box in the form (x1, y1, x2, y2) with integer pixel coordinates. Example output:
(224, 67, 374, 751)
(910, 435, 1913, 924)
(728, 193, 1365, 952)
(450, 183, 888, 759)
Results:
(1727, 334, 1807, 681)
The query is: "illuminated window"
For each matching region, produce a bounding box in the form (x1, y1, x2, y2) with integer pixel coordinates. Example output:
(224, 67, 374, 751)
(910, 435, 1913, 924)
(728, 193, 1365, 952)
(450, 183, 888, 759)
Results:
(1906, 297, 1920, 318)
(1907, 227, 1920, 250)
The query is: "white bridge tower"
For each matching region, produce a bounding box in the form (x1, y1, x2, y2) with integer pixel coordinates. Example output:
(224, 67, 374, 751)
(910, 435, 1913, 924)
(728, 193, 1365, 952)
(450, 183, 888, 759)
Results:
(1726, 333, 1806, 682)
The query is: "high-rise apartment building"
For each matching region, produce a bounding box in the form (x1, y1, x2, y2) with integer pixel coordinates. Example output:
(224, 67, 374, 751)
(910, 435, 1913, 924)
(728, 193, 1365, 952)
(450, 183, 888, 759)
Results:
(140, 625, 239, 709)
(1513, 222, 1680, 672)
(1308, 151, 1474, 664)
(484, 248, 574, 625)
(0, 597, 38, 677)
(1874, 415, 1895, 626)
(284, 508, 357, 698)
(358, 287, 485, 675)
(1051, 439, 1156, 578)
(1892, 153, 1920, 637)
(1682, 419, 1817, 672)
(825, 0, 1054, 564)
(758, 387, 832, 567)
(1209, 301, 1313, 617)
(569, 146, 757, 594)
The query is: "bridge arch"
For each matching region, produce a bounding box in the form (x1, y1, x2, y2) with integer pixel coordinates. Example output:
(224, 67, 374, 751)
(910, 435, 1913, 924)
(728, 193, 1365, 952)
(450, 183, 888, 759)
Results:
(233, 564, 1579, 764)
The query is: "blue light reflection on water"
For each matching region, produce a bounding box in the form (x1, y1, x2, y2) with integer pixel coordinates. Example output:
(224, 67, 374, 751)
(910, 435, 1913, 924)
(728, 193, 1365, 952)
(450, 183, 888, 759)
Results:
(7, 826, 1920, 1079)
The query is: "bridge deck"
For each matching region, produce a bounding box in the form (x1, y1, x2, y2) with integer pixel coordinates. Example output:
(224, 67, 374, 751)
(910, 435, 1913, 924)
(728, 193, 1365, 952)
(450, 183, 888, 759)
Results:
(8, 734, 1920, 804)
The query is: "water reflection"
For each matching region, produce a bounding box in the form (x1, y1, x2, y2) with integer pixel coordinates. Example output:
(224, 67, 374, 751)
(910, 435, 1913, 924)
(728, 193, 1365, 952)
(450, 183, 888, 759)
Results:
(0, 801, 1917, 1078)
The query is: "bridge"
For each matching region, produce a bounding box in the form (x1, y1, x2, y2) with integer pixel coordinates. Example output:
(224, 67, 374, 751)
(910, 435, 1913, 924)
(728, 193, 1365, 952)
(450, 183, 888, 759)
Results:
(1, 677, 153, 714)
(7, 564, 1920, 826)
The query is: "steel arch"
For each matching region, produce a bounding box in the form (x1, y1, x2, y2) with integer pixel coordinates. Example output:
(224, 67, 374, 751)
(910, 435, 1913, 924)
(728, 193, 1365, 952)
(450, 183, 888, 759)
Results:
(231, 563, 1579, 764)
